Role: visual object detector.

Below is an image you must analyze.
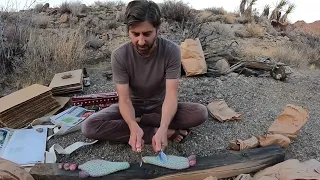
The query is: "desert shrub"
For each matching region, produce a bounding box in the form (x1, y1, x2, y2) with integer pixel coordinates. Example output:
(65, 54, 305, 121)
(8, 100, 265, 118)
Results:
(34, 4, 43, 13)
(69, 1, 87, 16)
(204, 7, 227, 15)
(31, 15, 50, 29)
(94, 0, 125, 10)
(59, 2, 71, 14)
(242, 44, 277, 58)
(160, 0, 193, 22)
(224, 13, 236, 24)
(291, 34, 320, 67)
(245, 23, 265, 38)
(274, 44, 308, 69)
(12, 28, 87, 87)
(211, 22, 235, 38)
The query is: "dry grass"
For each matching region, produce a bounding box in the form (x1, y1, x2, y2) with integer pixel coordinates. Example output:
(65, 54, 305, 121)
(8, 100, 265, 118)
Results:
(59, 2, 71, 14)
(274, 44, 308, 69)
(210, 22, 235, 38)
(224, 13, 236, 24)
(204, 7, 227, 15)
(242, 44, 277, 58)
(31, 15, 50, 29)
(34, 3, 43, 13)
(12, 28, 87, 88)
(245, 23, 265, 38)
(160, 0, 193, 22)
(69, 1, 87, 16)
(241, 42, 312, 69)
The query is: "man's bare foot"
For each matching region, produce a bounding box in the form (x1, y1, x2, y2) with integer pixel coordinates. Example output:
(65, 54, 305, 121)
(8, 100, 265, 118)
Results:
(154, 128, 189, 143)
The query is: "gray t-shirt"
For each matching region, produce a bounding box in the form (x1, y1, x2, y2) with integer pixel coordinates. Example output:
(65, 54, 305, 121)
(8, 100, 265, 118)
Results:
(111, 37, 181, 107)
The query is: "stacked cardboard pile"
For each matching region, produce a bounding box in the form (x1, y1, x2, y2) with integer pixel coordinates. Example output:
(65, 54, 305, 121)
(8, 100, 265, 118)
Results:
(0, 84, 60, 128)
(49, 69, 83, 95)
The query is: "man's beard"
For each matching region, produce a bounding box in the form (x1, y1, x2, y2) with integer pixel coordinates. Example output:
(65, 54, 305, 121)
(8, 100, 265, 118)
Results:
(135, 38, 157, 56)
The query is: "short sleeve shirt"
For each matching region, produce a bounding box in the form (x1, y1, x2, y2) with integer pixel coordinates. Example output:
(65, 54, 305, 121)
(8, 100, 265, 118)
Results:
(111, 37, 181, 107)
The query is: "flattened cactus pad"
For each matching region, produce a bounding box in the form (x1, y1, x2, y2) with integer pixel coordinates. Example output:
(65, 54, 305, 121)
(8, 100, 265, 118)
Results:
(78, 159, 130, 177)
(142, 155, 192, 170)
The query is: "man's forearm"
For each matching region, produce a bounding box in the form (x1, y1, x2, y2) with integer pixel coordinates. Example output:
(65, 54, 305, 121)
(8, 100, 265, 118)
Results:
(119, 98, 137, 128)
(160, 96, 178, 129)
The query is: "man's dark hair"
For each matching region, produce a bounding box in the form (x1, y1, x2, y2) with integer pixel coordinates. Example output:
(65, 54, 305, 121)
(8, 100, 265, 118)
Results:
(125, 0, 162, 30)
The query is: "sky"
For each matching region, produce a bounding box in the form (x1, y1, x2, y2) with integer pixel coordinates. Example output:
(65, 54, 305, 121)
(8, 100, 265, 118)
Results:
(1, 0, 319, 23)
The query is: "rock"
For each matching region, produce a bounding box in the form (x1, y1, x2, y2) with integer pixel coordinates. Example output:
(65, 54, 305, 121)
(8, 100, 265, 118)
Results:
(228, 72, 239, 77)
(86, 38, 105, 49)
(60, 13, 69, 23)
(77, 14, 87, 19)
(95, 51, 105, 60)
(59, 23, 70, 28)
(48, 9, 58, 15)
(42, 3, 50, 12)
(215, 59, 230, 73)
(235, 30, 251, 38)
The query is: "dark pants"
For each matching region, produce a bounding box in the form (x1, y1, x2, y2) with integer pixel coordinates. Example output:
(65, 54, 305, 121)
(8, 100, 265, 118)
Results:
(81, 102, 208, 144)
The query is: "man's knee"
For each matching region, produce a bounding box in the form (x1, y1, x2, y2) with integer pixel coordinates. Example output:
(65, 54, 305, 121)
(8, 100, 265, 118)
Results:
(81, 116, 97, 139)
(194, 103, 208, 125)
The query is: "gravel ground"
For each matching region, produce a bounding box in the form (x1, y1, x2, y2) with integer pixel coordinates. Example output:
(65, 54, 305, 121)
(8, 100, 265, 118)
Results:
(46, 64, 320, 167)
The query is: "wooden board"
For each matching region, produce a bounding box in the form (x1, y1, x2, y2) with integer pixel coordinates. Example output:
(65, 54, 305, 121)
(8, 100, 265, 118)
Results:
(30, 145, 285, 180)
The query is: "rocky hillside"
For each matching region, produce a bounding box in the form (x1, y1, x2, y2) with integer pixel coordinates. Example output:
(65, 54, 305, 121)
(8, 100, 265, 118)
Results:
(0, 1, 319, 92)
(292, 20, 320, 36)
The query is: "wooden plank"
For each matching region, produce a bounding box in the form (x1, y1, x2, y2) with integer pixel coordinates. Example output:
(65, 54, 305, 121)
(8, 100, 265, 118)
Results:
(30, 145, 285, 180)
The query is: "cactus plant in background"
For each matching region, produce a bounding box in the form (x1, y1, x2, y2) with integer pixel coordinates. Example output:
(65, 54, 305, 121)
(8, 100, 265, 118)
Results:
(269, 0, 288, 21)
(263, 4, 270, 17)
(279, 4, 295, 24)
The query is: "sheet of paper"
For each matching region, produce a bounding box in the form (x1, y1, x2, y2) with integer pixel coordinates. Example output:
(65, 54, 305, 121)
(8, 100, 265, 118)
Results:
(45, 140, 98, 163)
(1, 128, 47, 166)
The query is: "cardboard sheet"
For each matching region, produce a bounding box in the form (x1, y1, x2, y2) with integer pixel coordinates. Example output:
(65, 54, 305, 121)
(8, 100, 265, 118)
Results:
(49, 69, 83, 88)
(0, 84, 51, 113)
(49, 69, 83, 95)
(0, 84, 60, 129)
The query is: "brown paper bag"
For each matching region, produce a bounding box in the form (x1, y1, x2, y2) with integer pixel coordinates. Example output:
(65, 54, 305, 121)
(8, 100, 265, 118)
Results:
(180, 38, 207, 76)
(253, 159, 320, 180)
(207, 99, 242, 122)
(0, 158, 35, 180)
(258, 134, 291, 148)
(268, 104, 309, 140)
(229, 136, 259, 151)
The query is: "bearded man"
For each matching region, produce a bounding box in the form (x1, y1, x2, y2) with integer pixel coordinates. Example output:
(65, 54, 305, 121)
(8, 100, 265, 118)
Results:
(81, 0, 208, 153)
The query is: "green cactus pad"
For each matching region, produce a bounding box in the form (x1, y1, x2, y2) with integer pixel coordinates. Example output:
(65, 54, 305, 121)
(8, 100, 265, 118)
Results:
(78, 159, 130, 177)
(142, 155, 190, 170)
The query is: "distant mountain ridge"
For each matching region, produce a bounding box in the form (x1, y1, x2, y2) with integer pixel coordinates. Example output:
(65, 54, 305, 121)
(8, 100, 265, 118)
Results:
(292, 20, 320, 36)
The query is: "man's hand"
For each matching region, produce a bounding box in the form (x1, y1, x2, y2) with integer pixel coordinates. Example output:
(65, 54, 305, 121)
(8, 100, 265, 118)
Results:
(152, 127, 168, 152)
(128, 122, 144, 152)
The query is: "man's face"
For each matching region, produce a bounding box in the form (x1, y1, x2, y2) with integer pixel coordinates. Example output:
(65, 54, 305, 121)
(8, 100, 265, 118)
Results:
(128, 21, 158, 56)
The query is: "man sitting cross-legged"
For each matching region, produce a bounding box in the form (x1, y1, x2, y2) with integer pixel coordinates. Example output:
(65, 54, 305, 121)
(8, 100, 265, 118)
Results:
(81, 0, 208, 153)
